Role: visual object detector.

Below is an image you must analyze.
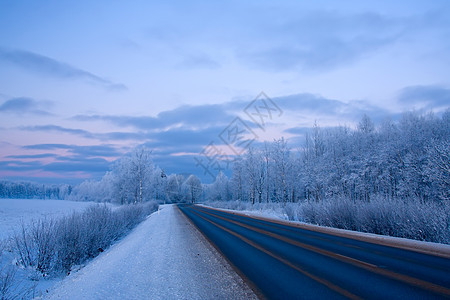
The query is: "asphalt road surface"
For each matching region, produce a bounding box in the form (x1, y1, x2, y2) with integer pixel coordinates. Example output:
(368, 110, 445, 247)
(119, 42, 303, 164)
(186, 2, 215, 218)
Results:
(178, 204, 450, 300)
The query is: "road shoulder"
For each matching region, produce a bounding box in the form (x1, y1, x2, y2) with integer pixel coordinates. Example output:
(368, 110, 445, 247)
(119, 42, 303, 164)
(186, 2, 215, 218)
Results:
(46, 204, 257, 300)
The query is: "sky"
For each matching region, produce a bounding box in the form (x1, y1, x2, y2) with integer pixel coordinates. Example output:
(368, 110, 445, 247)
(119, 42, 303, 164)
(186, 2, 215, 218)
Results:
(0, 0, 449, 184)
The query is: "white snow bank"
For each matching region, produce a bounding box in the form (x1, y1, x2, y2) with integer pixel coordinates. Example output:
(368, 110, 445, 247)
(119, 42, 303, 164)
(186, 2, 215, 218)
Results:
(46, 204, 256, 300)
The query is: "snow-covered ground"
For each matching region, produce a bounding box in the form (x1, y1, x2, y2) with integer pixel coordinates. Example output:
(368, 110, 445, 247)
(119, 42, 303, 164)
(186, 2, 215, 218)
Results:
(198, 203, 289, 221)
(0, 199, 99, 240)
(46, 204, 256, 300)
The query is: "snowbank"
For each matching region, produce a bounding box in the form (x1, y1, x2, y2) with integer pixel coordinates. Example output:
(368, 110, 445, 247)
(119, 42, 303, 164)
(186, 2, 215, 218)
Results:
(46, 205, 256, 299)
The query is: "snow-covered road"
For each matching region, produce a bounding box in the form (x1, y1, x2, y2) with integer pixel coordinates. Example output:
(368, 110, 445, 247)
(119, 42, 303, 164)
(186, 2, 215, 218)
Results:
(46, 204, 257, 300)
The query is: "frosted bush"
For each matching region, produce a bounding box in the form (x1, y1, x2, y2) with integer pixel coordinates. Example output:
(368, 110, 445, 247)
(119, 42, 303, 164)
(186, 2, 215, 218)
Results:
(14, 202, 158, 276)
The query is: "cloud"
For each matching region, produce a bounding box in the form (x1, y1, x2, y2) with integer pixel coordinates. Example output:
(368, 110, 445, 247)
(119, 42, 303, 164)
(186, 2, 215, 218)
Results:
(19, 125, 146, 141)
(11, 92, 394, 183)
(23, 143, 122, 158)
(274, 93, 390, 123)
(0, 97, 53, 115)
(71, 92, 391, 153)
(176, 53, 221, 69)
(6, 153, 58, 159)
(23, 144, 72, 150)
(2, 144, 124, 179)
(42, 158, 110, 173)
(236, 11, 406, 72)
(20, 125, 94, 137)
(0, 158, 110, 178)
(73, 103, 235, 130)
(0, 48, 127, 91)
(0, 160, 44, 172)
(153, 152, 215, 182)
(398, 85, 450, 110)
(145, 125, 226, 152)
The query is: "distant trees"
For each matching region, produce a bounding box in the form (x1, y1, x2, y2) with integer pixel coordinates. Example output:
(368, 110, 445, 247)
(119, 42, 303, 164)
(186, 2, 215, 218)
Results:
(4, 110, 447, 210)
(209, 171, 231, 201)
(205, 110, 450, 243)
(109, 147, 153, 204)
(183, 175, 202, 203)
(166, 174, 185, 203)
(208, 110, 449, 205)
(69, 147, 197, 204)
(0, 181, 72, 200)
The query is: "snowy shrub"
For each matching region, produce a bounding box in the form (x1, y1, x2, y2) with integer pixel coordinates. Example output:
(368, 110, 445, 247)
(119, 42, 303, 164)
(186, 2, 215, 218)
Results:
(13, 202, 158, 276)
(0, 264, 15, 300)
(322, 199, 358, 231)
(283, 203, 298, 221)
(356, 199, 449, 243)
(298, 202, 321, 225)
(0, 258, 34, 300)
(30, 219, 55, 274)
(357, 199, 405, 237)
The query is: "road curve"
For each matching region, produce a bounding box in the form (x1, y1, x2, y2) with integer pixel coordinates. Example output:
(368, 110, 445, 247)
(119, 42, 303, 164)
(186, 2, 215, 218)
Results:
(178, 204, 450, 300)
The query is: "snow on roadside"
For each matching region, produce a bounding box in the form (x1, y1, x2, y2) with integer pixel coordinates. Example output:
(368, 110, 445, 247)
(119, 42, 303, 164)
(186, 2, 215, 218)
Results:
(46, 204, 257, 300)
(197, 203, 289, 221)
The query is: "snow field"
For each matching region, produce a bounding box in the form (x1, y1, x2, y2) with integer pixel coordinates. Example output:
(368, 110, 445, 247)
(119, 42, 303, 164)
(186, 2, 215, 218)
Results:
(0, 199, 99, 240)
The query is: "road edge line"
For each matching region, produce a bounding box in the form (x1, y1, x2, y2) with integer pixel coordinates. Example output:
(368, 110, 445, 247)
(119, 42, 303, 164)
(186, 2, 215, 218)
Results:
(198, 204, 450, 259)
(176, 204, 266, 300)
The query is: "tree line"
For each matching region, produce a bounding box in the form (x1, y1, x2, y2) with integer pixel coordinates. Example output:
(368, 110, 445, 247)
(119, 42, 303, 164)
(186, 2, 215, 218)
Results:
(0, 181, 72, 200)
(205, 110, 449, 205)
(69, 147, 203, 204)
(2, 110, 447, 208)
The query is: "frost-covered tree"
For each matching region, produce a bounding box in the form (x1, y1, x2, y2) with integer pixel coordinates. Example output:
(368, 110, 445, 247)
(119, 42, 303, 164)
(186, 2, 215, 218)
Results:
(69, 146, 155, 204)
(166, 174, 185, 203)
(271, 138, 292, 204)
(425, 140, 450, 202)
(208, 171, 231, 201)
(209, 110, 449, 206)
(152, 167, 168, 202)
(129, 147, 153, 203)
(183, 175, 203, 203)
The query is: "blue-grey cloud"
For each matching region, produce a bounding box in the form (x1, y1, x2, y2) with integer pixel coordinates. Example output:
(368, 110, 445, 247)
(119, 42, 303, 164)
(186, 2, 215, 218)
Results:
(237, 11, 406, 72)
(0, 48, 127, 91)
(42, 158, 110, 173)
(23, 144, 72, 150)
(398, 85, 450, 110)
(19, 125, 146, 141)
(4, 144, 122, 179)
(153, 153, 216, 183)
(275, 93, 391, 123)
(6, 153, 58, 159)
(70, 92, 392, 152)
(0, 157, 110, 180)
(145, 125, 226, 152)
(23, 143, 122, 158)
(176, 53, 221, 69)
(0, 160, 44, 171)
(20, 125, 93, 137)
(73, 103, 235, 130)
(13, 92, 394, 183)
(0, 97, 53, 115)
